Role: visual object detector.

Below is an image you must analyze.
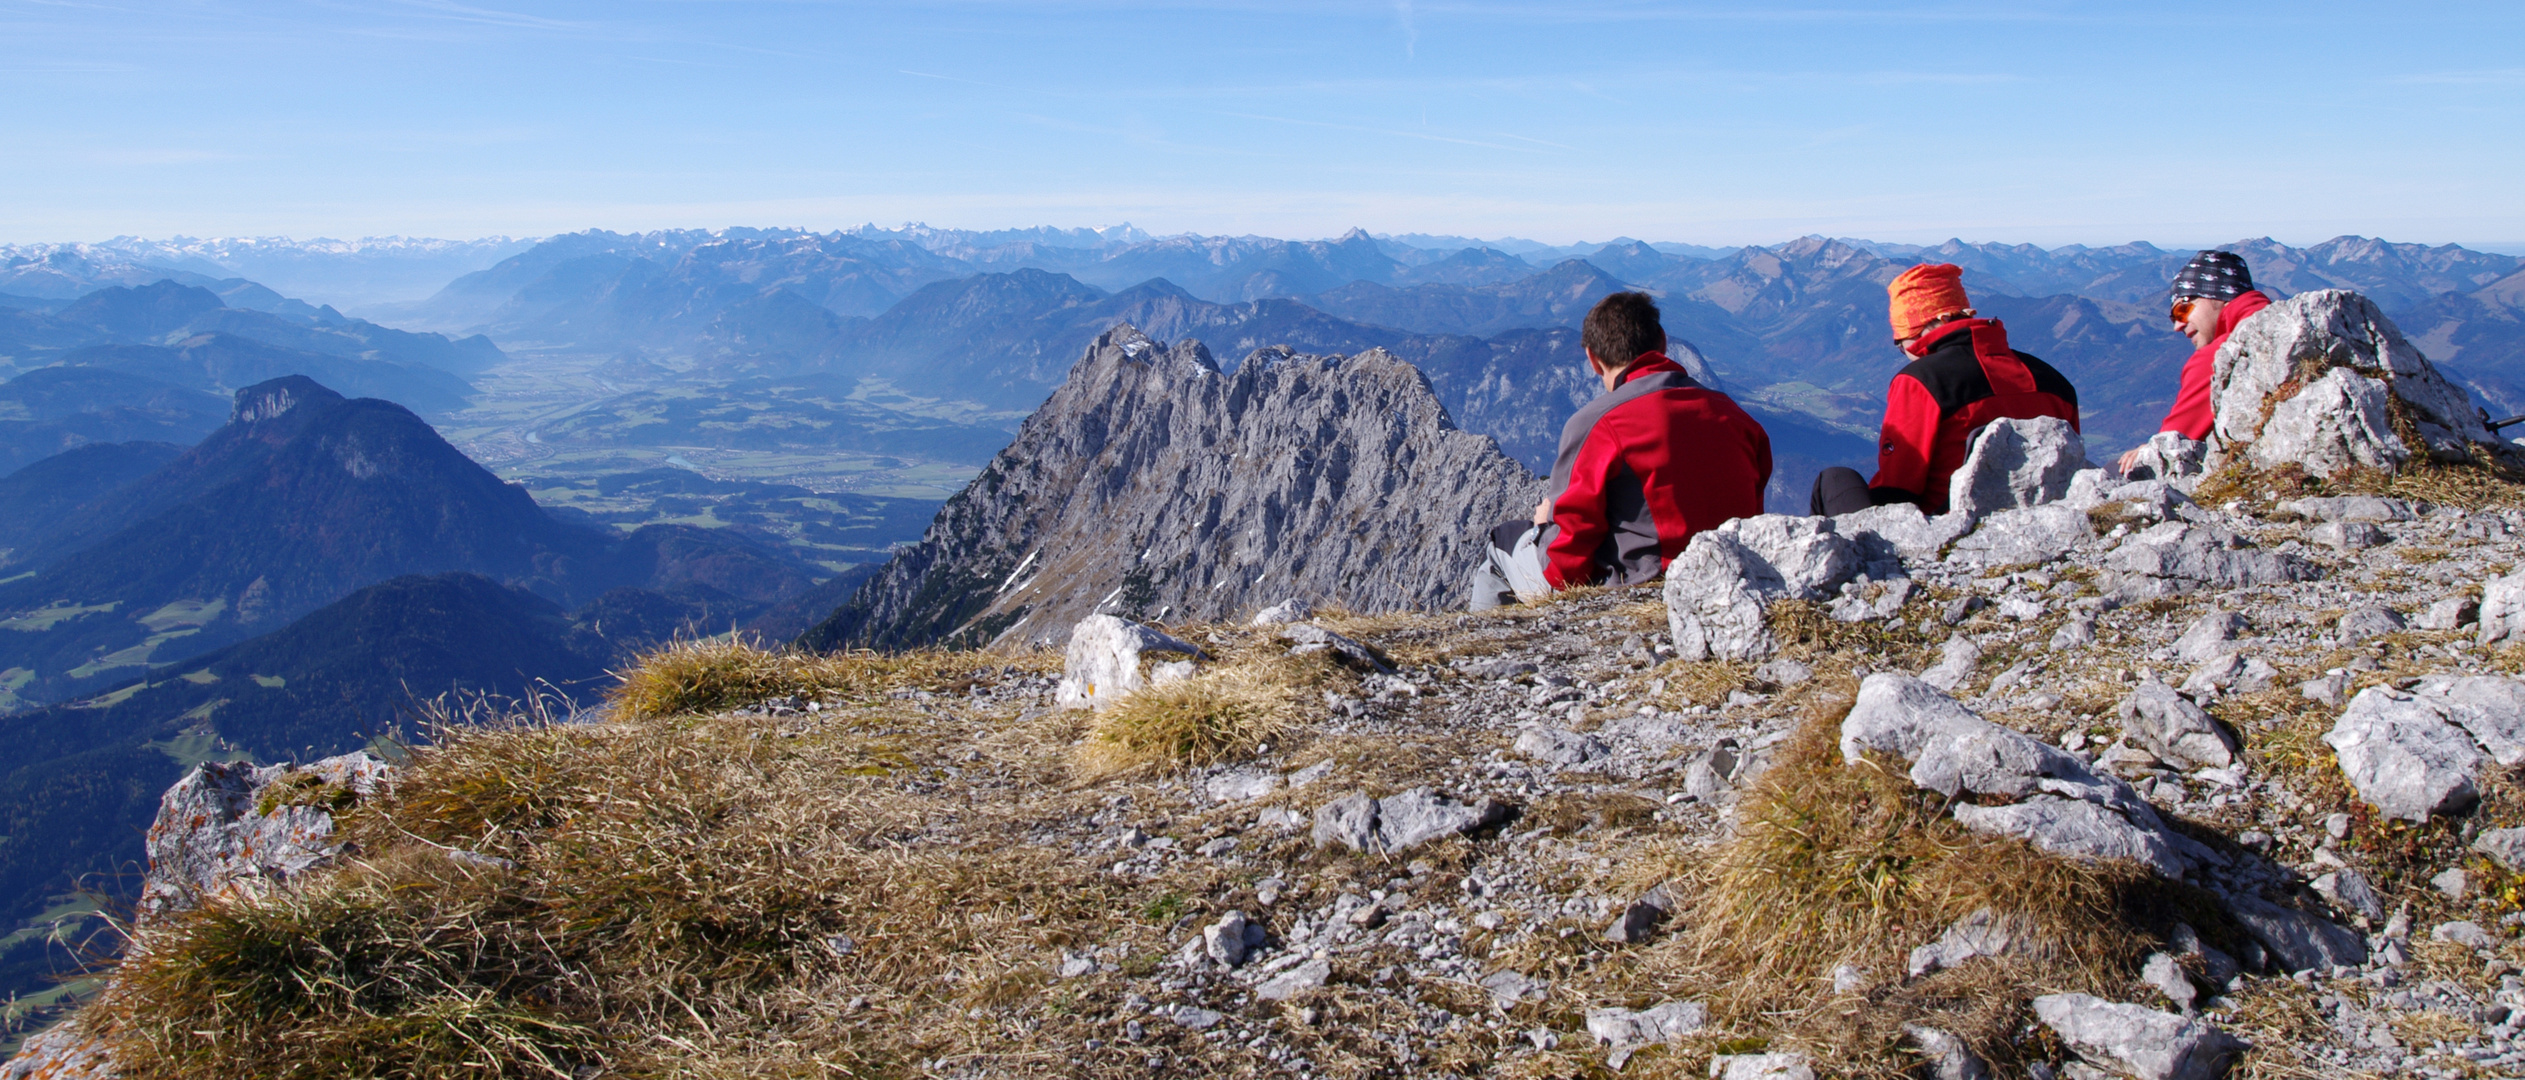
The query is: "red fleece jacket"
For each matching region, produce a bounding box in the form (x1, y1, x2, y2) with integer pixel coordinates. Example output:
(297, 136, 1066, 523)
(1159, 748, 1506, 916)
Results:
(2156, 289, 2271, 440)
(1543, 356, 1771, 589)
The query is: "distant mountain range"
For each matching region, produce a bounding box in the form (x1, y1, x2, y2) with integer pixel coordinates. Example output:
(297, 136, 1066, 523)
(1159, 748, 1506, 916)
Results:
(0, 237, 535, 311)
(380, 227, 2525, 491)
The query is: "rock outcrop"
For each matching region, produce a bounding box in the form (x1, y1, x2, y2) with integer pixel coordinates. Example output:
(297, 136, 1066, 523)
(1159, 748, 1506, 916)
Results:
(7, 752, 392, 1079)
(800, 325, 1544, 651)
(2207, 289, 2497, 477)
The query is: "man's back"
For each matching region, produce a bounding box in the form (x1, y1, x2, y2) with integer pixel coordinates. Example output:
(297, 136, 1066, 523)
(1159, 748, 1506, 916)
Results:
(1545, 358, 1771, 588)
(1870, 318, 2077, 513)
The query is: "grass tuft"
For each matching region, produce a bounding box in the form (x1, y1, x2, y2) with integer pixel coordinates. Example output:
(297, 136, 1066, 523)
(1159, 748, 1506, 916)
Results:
(606, 638, 1049, 720)
(1623, 679, 2166, 1074)
(1071, 649, 1338, 778)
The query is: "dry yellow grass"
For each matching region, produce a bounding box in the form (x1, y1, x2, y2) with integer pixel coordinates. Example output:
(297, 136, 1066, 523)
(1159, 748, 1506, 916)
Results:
(605, 638, 1053, 720)
(1070, 651, 1334, 778)
(1598, 678, 2182, 1077)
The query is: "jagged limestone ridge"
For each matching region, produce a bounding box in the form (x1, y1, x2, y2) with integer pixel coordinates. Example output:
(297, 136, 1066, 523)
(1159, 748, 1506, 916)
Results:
(802, 324, 1545, 651)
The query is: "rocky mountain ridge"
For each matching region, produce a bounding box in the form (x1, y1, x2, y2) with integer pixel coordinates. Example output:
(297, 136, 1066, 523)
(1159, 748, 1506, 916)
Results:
(801, 325, 1545, 652)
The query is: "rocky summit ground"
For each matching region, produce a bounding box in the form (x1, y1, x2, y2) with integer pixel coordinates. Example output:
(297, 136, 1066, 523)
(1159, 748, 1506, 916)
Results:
(20, 459, 2525, 1080)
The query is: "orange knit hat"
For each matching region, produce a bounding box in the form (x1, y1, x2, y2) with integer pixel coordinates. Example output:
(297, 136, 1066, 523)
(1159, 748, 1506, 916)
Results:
(1886, 263, 1973, 340)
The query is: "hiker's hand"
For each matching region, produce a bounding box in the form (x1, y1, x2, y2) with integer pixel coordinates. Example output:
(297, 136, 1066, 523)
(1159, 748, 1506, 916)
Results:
(1532, 499, 1552, 526)
(2116, 447, 2142, 475)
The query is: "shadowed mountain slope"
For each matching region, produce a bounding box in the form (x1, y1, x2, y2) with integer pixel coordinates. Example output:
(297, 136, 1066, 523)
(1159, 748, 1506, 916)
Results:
(0, 376, 812, 705)
(0, 441, 185, 561)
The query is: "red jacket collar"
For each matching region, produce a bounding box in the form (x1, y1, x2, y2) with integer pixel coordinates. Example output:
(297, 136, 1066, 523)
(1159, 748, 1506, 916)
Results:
(1616, 353, 1684, 385)
(2212, 290, 2270, 339)
(1909, 316, 2000, 357)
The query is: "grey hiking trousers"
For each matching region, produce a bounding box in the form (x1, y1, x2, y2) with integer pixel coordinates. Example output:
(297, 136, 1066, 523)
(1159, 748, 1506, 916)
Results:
(1467, 519, 1555, 611)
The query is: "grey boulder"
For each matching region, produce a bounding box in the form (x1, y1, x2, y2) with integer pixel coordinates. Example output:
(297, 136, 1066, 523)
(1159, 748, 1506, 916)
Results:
(2208, 289, 2493, 476)
(1945, 504, 2091, 570)
(1906, 906, 2034, 978)
(1665, 514, 1865, 662)
(2107, 523, 2315, 590)
(2481, 569, 2525, 646)
(1056, 614, 1206, 710)
(1945, 415, 2089, 522)
(1311, 787, 1510, 854)
(2119, 432, 2207, 485)
(2224, 890, 2369, 971)
(2324, 686, 2487, 821)
(1841, 674, 2200, 877)
(2032, 993, 2246, 1080)
(2117, 681, 2237, 769)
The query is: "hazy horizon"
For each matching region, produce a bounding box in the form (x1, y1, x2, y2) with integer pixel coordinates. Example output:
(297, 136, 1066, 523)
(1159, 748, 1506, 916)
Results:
(4, 2, 2519, 246)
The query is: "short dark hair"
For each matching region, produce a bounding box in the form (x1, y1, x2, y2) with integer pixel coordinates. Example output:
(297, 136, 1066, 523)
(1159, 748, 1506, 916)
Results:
(1583, 292, 1666, 369)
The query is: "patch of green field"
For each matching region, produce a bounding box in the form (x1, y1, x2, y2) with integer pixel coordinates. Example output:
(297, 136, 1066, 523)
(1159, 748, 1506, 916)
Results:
(178, 670, 219, 685)
(67, 627, 202, 680)
(138, 597, 226, 633)
(146, 728, 242, 771)
(0, 601, 116, 633)
(250, 674, 284, 688)
(75, 680, 148, 709)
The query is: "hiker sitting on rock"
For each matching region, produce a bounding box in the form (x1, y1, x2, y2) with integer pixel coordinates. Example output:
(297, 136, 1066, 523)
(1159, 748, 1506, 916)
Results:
(1809, 263, 2080, 516)
(1469, 291, 1771, 610)
(2115, 249, 2271, 475)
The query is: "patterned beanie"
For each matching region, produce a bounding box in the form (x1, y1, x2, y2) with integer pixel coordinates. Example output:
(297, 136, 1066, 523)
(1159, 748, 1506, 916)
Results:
(2171, 250, 2252, 302)
(1886, 263, 1973, 340)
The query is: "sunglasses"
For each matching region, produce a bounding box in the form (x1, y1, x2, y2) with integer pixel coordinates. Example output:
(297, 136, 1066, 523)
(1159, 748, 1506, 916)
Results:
(2169, 298, 2198, 325)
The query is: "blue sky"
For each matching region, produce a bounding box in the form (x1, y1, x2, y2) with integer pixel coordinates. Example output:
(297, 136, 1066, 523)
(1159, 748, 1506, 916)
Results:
(4, 1, 2520, 247)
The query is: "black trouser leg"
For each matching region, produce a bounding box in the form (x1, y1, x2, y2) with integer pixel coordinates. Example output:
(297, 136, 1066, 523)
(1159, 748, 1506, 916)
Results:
(1810, 466, 1875, 516)
(1490, 518, 1533, 554)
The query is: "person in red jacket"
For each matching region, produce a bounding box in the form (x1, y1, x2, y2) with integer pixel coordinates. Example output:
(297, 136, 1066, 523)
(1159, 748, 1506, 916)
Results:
(2115, 250, 2271, 474)
(1470, 292, 1771, 609)
(1809, 263, 2080, 516)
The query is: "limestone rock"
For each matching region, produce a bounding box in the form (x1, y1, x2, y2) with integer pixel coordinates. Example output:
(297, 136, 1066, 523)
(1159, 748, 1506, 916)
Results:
(2472, 826, 2525, 872)
(1310, 787, 1509, 854)
(2324, 686, 2486, 820)
(1906, 907, 2034, 978)
(2117, 681, 2237, 769)
(1584, 999, 1706, 1049)
(2224, 891, 2369, 971)
(2120, 432, 2207, 485)
(2107, 523, 2315, 591)
(1664, 515, 1867, 662)
(1, 1023, 115, 1080)
(2032, 993, 2246, 1080)
(1951, 796, 2193, 880)
(2207, 289, 2494, 477)
(1834, 501, 1970, 561)
(1904, 1023, 1993, 1080)
(1709, 1052, 1817, 1080)
(2479, 569, 2525, 646)
(138, 751, 394, 922)
(803, 326, 1544, 651)
(1946, 416, 2089, 522)
(2172, 611, 2246, 664)
(1515, 726, 1608, 768)
(1945, 504, 2091, 570)
(1841, 674, 2200, 877)
(1055, 614, 1206, 710)
(1665, 531, 1782, 663)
